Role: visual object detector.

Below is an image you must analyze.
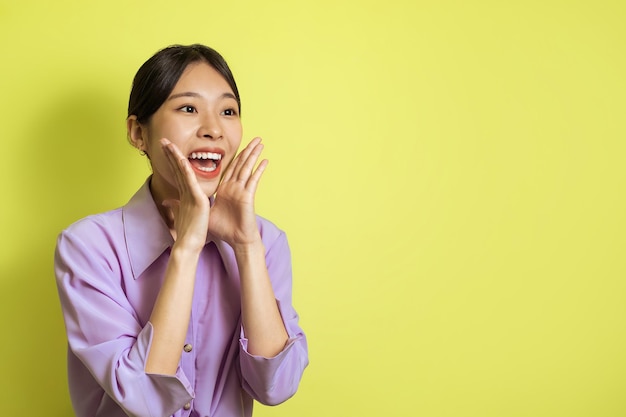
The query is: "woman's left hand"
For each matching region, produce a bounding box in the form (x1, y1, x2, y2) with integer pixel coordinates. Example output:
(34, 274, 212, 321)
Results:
(209, 137, 268, 248)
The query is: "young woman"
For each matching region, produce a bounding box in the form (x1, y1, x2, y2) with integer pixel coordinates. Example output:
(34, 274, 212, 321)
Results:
(54, 44, 308, 417)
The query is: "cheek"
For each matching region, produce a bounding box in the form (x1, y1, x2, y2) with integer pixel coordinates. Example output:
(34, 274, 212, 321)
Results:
(147, 116, 194, 143)
(230, 125, 243, 146)
(142, 129, 171, 173)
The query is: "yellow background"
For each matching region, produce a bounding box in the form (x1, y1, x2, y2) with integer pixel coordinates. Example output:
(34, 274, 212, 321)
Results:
(1, 1, 625, 416)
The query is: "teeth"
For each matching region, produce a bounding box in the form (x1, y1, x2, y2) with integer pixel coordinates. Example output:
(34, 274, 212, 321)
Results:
(196, 165, 217, 172)
(189, 152, 222, 160)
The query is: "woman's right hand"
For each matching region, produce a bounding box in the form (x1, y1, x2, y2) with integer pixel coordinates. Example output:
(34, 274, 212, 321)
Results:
(160, 138, 210, 252)
(144, 138, 209, 375)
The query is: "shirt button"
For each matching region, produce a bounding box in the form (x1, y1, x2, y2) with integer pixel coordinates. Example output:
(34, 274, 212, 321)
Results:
(183, 343, 193, 353)
(183, 402, 191, 410)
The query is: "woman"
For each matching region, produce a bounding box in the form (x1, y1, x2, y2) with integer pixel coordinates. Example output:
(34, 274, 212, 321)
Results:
(54, 44, 308, 417)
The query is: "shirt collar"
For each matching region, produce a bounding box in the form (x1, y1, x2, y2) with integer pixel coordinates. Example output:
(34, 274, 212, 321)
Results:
(122, 177, 174, 279)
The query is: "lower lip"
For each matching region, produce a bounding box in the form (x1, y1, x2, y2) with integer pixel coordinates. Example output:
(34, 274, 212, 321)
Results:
(190, 162, 221, 180)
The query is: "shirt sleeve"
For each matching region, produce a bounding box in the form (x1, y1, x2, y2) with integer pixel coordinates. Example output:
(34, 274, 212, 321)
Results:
(238, 230, 309, 406)
(55, 229, 194, 417)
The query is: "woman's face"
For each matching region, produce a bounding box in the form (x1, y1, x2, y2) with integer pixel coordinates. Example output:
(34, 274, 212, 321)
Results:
(131, 61, 243, 200)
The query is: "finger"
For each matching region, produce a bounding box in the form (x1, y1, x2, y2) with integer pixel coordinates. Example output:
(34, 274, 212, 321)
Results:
(246, 158, 269, 191)
(161, 139, 188, 191)
(161, 139, 202, 198)
(224, 137, 262, 182)
(232, 138, 263, 181)
(220, 152, 238, 182)
(237, 142, 265, 183)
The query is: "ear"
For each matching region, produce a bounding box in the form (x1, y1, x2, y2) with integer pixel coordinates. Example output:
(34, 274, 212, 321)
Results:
(127, 115, 147, 152)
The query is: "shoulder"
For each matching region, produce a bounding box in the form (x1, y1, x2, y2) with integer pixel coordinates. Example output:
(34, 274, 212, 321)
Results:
(54, 208, 130, 284)
(256, 214, 288, 247)
(59, 177, 154, 244)
(255, 215, 293, 267)
(60, 208, 124, 242)
(56, 208, 126, 265)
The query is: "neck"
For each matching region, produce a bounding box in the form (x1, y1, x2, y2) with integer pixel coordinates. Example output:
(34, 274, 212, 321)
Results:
(148, 175, 179, 231)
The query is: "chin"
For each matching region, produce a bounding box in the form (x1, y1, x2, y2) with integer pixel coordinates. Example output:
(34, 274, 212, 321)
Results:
(198, 181, 219, 198)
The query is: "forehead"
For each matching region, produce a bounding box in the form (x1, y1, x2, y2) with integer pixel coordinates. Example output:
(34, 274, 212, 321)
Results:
(171, 62, 233, 95)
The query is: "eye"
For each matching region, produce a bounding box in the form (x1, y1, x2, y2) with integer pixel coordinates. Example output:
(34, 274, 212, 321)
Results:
(221, 108, 238, 116)
(179, 105, 196, 113)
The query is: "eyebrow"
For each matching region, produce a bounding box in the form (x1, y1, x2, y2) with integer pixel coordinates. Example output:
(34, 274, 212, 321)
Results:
(167, 92, 237, 101)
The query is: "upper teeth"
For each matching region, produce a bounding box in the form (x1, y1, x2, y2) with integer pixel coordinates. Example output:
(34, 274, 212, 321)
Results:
(190, 152, 222, 160)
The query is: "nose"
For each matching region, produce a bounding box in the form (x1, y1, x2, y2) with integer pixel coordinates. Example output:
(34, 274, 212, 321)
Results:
(197, 113, 222, 140)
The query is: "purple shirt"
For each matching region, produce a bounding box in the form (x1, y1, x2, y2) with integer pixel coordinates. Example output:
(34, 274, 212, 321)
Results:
(54, 179, 308, 417)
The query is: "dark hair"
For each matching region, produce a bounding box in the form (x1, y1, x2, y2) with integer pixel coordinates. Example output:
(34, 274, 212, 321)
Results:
(128, 44, 241, 124)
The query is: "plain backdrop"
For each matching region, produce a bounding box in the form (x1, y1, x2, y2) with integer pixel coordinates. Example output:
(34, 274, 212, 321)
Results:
(1, 1, 625, 416)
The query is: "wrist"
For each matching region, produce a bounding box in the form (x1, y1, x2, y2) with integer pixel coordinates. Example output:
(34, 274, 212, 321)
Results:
(171, 240, 204, 258)
(232, 238, 265, 258)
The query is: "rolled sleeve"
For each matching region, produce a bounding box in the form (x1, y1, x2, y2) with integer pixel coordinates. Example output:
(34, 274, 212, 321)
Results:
(55, 230, 193, 417)
(239, 318, 308, 405)
(238, 229, 309, 405)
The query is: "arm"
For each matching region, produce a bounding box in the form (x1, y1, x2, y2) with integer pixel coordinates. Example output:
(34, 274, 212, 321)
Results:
(144, 244, 201, 375)
(236, 240, 289, 356)
(209, 138, 308, 404)
(237, 228, 309, 405)
(208, 137, 288, 355)
(148, 136, 288, 374)
(54, 138, 213, 416)
(144, 139, 210, 375)
(55, 229, 195, 417)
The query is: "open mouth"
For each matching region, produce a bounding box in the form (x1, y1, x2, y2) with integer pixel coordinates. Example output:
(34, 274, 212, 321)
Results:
(188, 151, 223, 173)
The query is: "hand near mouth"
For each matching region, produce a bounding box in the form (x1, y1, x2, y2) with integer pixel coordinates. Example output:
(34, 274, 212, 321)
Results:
(160, 138, 211, 251)
(208, 137, 268, 250)
(158, 137, 267, 252)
